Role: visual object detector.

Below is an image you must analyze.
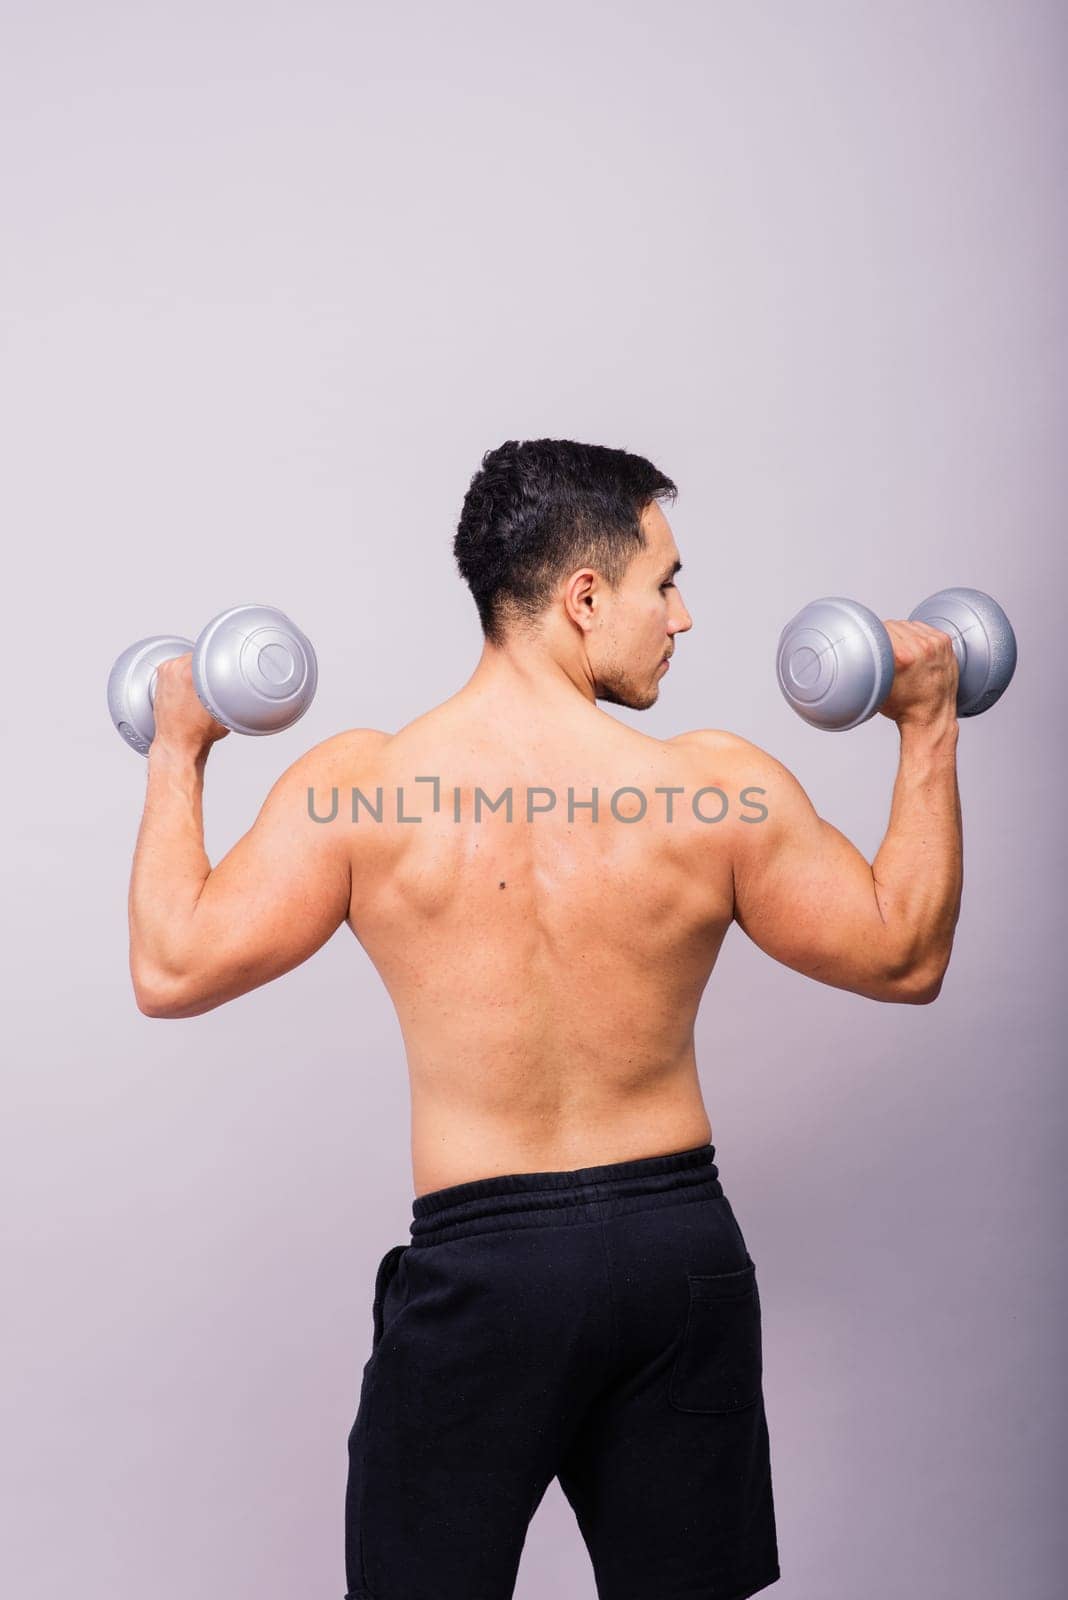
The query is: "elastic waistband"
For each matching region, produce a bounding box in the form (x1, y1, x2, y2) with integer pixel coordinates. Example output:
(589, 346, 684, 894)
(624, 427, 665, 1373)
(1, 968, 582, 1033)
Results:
(409, 1142, 723, 1245)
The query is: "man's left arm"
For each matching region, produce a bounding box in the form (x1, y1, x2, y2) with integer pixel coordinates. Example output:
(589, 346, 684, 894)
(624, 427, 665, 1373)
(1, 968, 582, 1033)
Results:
(129, 730, 375, 1019)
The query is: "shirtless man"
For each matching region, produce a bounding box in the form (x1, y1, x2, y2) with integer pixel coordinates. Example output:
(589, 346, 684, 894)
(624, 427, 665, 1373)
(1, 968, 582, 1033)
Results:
(126, 438, 962, 1600)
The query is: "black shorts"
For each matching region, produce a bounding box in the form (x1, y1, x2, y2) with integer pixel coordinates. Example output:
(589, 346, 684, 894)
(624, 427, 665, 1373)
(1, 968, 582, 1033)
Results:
(344, 1142, 780, 1599)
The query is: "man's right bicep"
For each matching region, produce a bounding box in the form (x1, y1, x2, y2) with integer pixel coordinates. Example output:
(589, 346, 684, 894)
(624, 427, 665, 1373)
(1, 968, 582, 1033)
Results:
(730, 743, 917, 1003)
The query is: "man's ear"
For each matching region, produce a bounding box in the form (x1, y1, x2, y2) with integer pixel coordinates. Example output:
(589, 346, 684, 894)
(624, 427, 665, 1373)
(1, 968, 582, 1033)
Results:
(563, 568, 599, 631)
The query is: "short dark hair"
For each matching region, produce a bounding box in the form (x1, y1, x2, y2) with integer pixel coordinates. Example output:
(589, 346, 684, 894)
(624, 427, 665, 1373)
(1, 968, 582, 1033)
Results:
(453, 438, 677, 644)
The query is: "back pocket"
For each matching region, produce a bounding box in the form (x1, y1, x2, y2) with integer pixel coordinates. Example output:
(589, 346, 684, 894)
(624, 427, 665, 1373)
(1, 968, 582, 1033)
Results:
(668, 1255, 763, 1414)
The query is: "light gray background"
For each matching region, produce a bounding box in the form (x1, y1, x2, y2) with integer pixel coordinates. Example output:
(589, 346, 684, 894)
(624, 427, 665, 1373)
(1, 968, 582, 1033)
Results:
(2, 1, 1064, 1596)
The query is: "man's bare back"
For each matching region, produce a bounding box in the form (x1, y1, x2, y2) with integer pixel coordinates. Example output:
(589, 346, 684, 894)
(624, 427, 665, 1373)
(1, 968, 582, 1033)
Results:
(340, 696, 745, 1197)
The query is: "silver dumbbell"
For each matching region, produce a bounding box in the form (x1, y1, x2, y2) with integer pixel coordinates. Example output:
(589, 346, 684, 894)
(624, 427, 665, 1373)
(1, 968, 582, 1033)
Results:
(107, 603, 318, 755)
(776, 586, 1017, 731)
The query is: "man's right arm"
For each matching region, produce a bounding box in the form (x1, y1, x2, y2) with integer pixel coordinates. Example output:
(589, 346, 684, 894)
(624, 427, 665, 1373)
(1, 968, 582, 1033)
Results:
(692, 714, 962, 1004)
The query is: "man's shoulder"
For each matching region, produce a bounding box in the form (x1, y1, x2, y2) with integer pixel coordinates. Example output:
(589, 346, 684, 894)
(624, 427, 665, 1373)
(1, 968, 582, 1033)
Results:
(669, 726, 738, 750)
(271, 728, 394, 792)
(665, 729, 789, 818)
(316, 727, 394, 759)
(666, 727, 771, 765)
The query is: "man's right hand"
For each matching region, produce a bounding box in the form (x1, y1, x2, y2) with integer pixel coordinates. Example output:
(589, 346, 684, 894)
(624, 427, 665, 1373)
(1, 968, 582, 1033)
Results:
(150, 653, 231, 759)
(876, 619, 960, 730)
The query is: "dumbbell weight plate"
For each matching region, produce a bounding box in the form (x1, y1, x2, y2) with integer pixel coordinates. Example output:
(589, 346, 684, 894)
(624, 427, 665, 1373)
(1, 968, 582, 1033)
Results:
(192, 603, 318, 736)
(106, 635, 196, 755)
(907, 587, 1017, 718)
(775, 597, 896, 731)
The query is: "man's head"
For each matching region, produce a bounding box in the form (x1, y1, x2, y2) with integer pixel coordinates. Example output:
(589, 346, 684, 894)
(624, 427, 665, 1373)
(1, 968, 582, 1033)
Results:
(453, 438, 692, 709)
